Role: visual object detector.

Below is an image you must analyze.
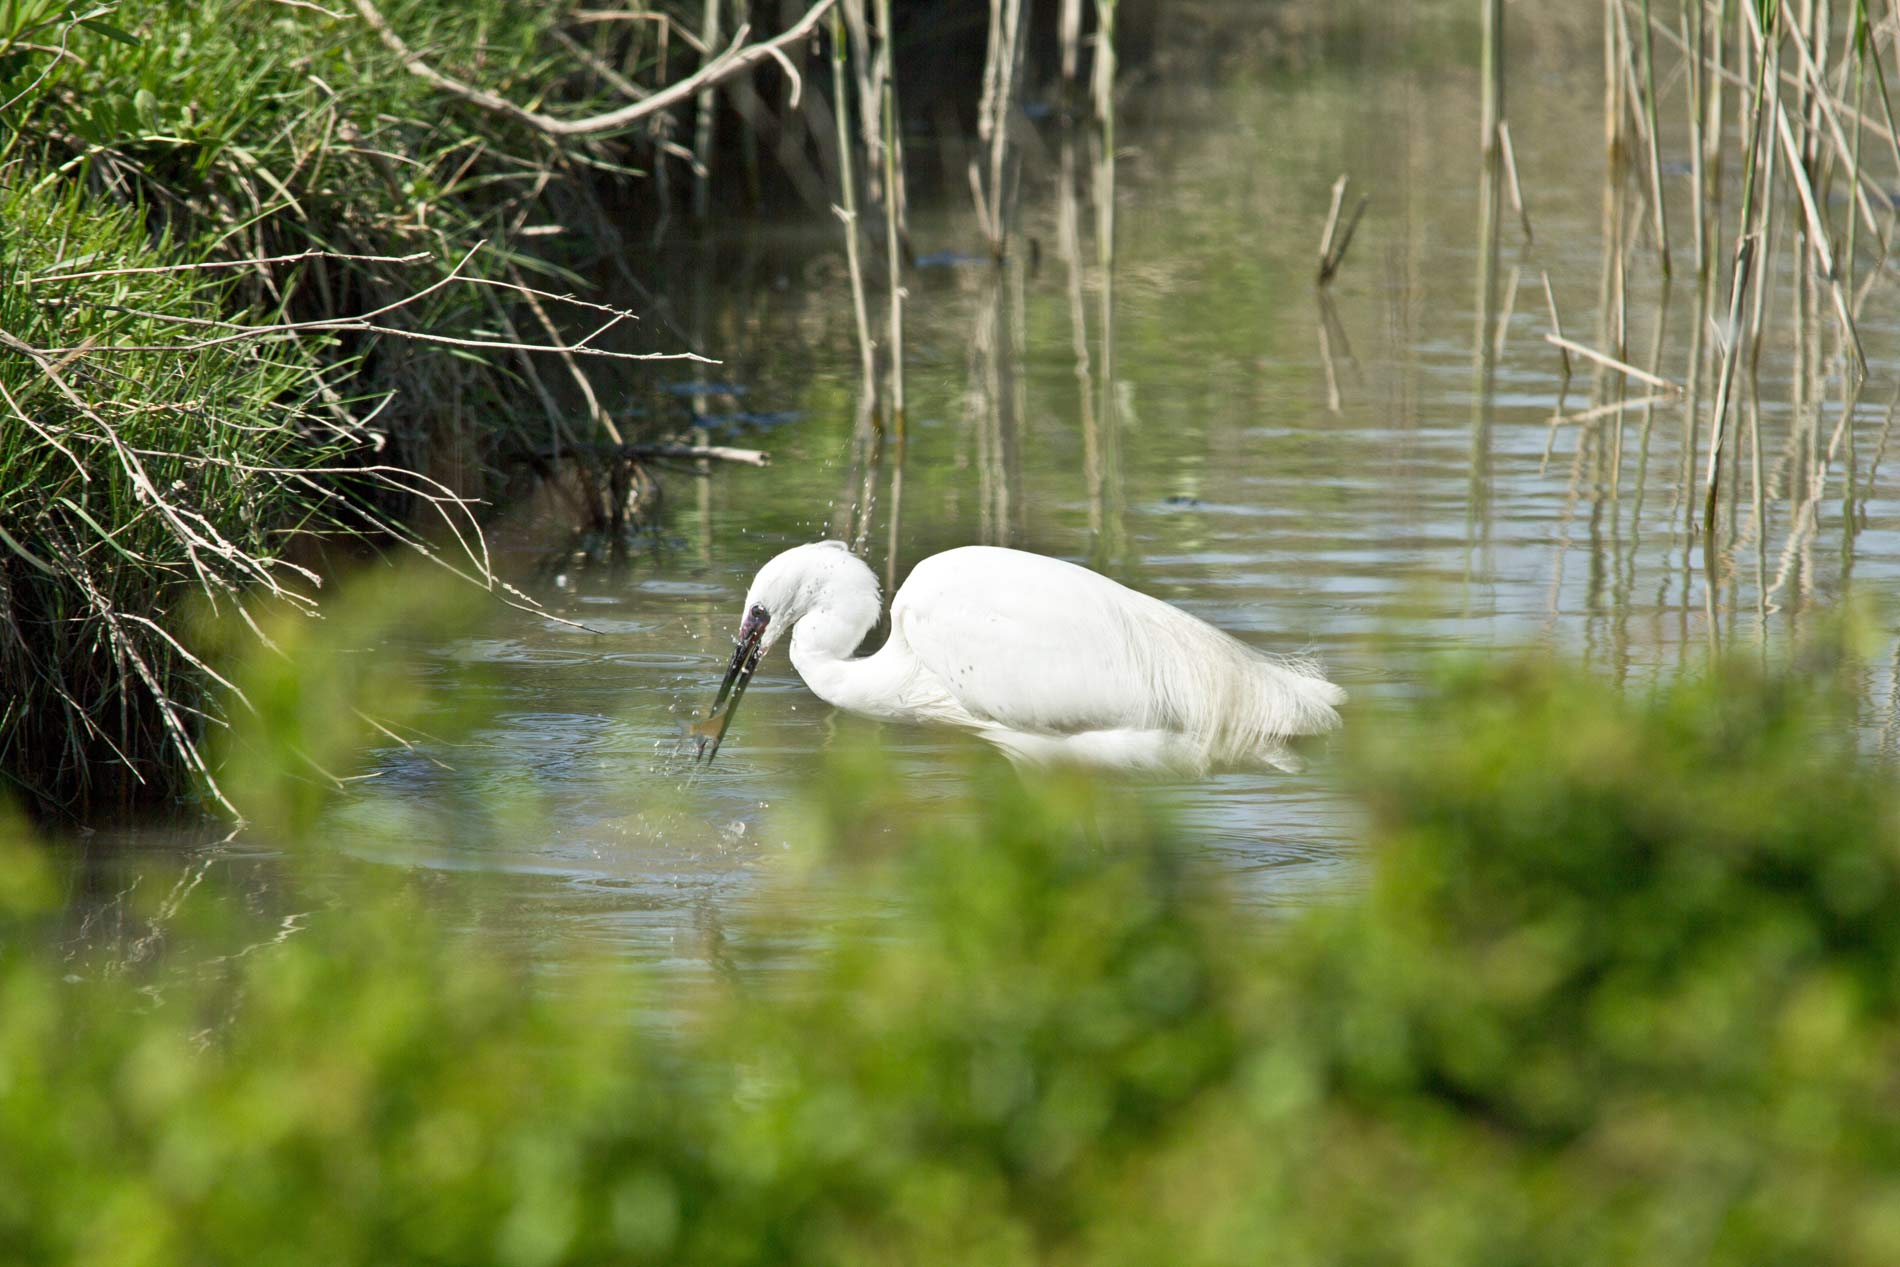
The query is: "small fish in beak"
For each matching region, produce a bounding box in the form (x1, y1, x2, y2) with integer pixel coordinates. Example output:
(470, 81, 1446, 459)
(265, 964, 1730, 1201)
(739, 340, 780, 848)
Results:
(689, 603, 769, 764)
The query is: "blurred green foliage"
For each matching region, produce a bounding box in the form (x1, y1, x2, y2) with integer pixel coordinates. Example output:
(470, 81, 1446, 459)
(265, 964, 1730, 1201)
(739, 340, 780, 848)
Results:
(4, 640, 1900, 1264)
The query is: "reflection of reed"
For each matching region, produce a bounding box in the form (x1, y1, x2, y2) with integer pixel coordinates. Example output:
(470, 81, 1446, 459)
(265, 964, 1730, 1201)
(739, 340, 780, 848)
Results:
(971, 0, 1027, 259)
(1466, 146, 1503, 561)
(1058, 131, 1101, 542)
(1090, 1, 1126, 570)
(966, 268, 1023, 547)
(883, 430, 905, 595)
(1314, 290, 1354, 416)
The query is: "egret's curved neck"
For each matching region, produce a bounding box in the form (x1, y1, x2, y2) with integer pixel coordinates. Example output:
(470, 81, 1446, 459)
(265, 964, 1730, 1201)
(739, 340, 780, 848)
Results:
(788, 590, 906, 719)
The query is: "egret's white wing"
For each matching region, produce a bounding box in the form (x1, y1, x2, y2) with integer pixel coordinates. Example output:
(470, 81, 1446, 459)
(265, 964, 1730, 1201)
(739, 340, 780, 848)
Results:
(892, 547, 1341, 768)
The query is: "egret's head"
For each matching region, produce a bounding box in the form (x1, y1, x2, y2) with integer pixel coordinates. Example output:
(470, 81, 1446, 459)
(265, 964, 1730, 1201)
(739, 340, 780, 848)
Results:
(692, 541, 879, 764)
(740, 540, 878, 654)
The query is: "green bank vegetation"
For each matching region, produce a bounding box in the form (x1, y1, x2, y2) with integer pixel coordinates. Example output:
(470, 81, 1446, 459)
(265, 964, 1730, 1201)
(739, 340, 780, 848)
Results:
(0, 0, 769, 817)
(2, 582, 1898, 1264)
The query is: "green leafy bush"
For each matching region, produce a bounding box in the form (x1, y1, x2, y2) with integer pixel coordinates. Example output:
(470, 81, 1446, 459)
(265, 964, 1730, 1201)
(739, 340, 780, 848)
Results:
(2, 642, 1899, 1264)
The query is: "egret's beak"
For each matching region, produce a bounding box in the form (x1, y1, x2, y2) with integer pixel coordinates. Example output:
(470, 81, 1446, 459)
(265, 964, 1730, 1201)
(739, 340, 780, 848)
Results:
(689, 604, 768, 764)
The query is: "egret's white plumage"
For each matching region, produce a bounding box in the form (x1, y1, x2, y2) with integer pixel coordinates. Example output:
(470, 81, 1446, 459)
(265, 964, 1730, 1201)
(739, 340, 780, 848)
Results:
(699, 541, 1344, 776)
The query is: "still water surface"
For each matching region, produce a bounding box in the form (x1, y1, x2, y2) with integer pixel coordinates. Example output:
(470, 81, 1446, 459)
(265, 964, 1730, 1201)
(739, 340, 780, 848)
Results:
(71, 10, 1900, 974)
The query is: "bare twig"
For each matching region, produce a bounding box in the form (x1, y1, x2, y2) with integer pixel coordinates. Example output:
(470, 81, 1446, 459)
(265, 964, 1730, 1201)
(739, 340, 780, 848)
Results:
(29, 249, 431, 285)
(528, 442, 769, 466)
(1543, 332, 1682, 391)
(348, 0, 836, 138)
(1541, 271, 1571, 377)
(1316, 174, 1368, 286)
(1498, 121, 1533, 242)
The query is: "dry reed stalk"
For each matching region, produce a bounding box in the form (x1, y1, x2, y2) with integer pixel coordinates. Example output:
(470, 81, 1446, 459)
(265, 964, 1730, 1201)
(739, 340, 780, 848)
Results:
(1845, 2, 1870, 296)
(1544, 333, 1683, 391)
(1480, 0, 1504, 153)
(1781, 11, 1880, 234)
(1498, 121, 1533, 241)
(830, 9, 878, 408)
(873, 0, 906, 435)
(1742, 3, 1868, 377)
(840, 0, 881, 202)
(1541, 270, 1573, 391)
(1605, 0, 1625, 163)
(1316, 175, 1370, 285)
(1059, 0, 1084, 96)
(1869, 0, 1900, 180)
(1705, 0, 1728, 203)
(1703, 13, 1774, 559)
(693, 0, 723, 217)
(1685, 5, 1707, 277)
(1637, 0, 1672, 273)
(972, 0, 1028, 258)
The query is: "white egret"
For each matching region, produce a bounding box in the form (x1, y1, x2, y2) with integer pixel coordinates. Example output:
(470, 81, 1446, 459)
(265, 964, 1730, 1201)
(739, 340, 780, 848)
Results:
(690, 541, 1344, 775)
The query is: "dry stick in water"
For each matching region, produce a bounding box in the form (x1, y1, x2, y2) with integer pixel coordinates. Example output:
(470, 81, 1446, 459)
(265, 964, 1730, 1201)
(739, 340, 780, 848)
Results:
(1498, 121, 1533, 241)
(1543, 333, 1683, 392)
(1316, 175, 1369, 285)
(1541, 271, 1572, 378)
(1316, 176, 1347, 282)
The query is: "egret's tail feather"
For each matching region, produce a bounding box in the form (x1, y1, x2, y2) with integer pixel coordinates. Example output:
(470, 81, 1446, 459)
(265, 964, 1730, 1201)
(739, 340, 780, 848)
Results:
(1109, 592, 1345, 772)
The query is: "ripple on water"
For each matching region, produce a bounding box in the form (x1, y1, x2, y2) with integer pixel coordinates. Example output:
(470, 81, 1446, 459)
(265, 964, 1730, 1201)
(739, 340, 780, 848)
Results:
(601, 650, 703, 670)
(634, 578, 728, 598)
(445, 638, 597, 666)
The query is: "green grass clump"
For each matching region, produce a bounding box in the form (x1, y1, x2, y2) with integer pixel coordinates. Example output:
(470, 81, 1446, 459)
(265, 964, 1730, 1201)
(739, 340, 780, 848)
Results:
(4, 634, 1900, 1264)
(0, 178, 347, 816)
(1, 0, 665, 471)
(0, 0, 704, 814)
